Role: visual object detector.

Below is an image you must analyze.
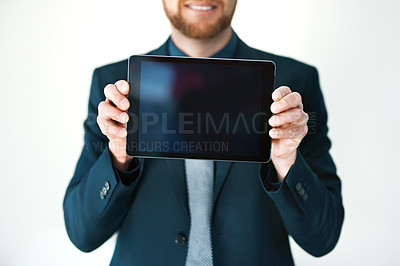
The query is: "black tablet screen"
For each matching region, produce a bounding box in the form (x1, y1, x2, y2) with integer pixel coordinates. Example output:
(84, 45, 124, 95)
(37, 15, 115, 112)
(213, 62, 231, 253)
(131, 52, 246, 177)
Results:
(128, 56, 274, 162)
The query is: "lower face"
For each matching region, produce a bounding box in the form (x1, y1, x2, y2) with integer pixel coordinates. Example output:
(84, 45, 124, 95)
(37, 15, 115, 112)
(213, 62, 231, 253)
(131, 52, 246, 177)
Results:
(163, 0, 237, 39)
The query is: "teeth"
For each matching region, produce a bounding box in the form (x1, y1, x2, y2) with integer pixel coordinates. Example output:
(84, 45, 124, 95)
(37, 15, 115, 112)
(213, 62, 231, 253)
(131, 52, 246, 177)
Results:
(188, 5, 215, 10)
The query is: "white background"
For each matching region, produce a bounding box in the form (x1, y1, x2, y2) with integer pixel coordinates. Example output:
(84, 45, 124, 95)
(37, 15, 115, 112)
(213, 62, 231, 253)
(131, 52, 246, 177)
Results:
(1, 0, 399, 265)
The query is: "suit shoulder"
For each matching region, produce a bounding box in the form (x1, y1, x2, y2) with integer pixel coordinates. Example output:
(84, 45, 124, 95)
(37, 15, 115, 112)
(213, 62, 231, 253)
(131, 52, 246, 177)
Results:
(250, 47, 316, 74)
(95, 59, 128, 73)
(237, 40, 319, 91)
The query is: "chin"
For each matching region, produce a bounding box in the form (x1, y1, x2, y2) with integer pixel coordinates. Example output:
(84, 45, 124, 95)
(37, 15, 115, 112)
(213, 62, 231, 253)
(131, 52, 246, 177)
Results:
(167, 8, 232, 39)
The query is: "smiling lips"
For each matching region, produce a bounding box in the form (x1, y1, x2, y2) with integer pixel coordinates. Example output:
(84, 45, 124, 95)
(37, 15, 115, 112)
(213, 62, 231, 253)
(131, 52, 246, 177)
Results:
(184, 1, 218, 11)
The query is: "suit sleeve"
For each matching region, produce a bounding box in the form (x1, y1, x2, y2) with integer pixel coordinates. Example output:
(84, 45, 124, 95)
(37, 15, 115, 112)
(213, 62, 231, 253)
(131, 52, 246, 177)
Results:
(63, 68, 144, 252)
(259, 67, 344, 257)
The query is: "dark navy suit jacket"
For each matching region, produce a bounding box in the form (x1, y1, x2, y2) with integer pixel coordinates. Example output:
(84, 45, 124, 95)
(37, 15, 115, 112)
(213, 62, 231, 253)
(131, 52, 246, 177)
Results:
(64, 36, 344, 266)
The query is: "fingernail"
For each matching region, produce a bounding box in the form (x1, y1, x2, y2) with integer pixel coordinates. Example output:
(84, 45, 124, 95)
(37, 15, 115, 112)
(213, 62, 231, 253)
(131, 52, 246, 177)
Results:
(268, 116, 278, 126)
(269, 129, 276, 138)
(271, 102, 279, 113)
(120, 98, 129, 109)
(268, 116, 274, 126)
(273, 91, 280, 101)
(120, 113, 129, 123)
(273, 116, 279, 125)
(119, 128, 127, 137)
(122, 83, 129, 94)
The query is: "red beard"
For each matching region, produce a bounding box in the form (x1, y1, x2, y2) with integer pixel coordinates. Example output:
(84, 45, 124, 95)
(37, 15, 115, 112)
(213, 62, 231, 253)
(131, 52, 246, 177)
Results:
(164, 0, 236, 39)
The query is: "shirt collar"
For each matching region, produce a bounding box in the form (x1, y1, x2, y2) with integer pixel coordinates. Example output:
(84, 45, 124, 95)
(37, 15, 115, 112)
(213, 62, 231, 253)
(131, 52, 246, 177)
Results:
(167, 29, 238, 58)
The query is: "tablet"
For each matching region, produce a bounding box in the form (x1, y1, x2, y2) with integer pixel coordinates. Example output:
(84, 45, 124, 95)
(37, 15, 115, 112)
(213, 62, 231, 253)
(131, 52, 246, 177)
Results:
(126, 55, 275, 162)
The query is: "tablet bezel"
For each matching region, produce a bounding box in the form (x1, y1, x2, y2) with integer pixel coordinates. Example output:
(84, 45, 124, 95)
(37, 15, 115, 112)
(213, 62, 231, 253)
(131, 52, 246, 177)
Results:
(126, 55, 275, 163)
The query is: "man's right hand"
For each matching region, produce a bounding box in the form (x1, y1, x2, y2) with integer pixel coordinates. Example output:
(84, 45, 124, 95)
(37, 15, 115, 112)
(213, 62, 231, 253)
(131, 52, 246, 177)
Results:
(97, 80, 133, 171)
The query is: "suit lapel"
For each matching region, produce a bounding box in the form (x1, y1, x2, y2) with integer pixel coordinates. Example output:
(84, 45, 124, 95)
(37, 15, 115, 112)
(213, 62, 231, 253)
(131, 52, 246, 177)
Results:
(234, 36, 261, 60)
(146, 38, 169, 56)
(213, 161, 233, 207)
(165, 159, 189, 219)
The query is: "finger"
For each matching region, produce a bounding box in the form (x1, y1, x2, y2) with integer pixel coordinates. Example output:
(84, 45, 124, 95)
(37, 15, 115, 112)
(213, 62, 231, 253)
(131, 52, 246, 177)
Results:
(98, 101, 129, 124)
(276, 117, 308, 129)
(115, 80, 130, 96)
(97, 116, 127, 139)
(104, 84, 130, 111)
(272, 86, 292, 102)
(269, 108, 308, 127)
(269, 125, 308, 139)
(270, 92, 303, 114)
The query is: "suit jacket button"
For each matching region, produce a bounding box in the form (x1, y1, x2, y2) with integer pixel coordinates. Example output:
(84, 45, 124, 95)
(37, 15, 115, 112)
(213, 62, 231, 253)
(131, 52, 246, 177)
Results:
(298, 188, 306, 196)
(105, 181, 110, 191)
(175, 233, 187, 245)
(100, 191, 106, 199)
(295, 182, 303, 191)
(101, 186, 108, 195)
(302, 193, 309, 201)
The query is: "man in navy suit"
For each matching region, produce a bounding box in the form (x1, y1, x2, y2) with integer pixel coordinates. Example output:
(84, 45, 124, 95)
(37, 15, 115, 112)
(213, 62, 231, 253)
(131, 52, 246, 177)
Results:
(64, 0, 344, 265)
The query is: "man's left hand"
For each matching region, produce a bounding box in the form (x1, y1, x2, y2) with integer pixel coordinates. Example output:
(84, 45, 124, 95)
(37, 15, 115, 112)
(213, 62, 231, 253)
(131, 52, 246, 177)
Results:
(268, 86, 309, 182)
